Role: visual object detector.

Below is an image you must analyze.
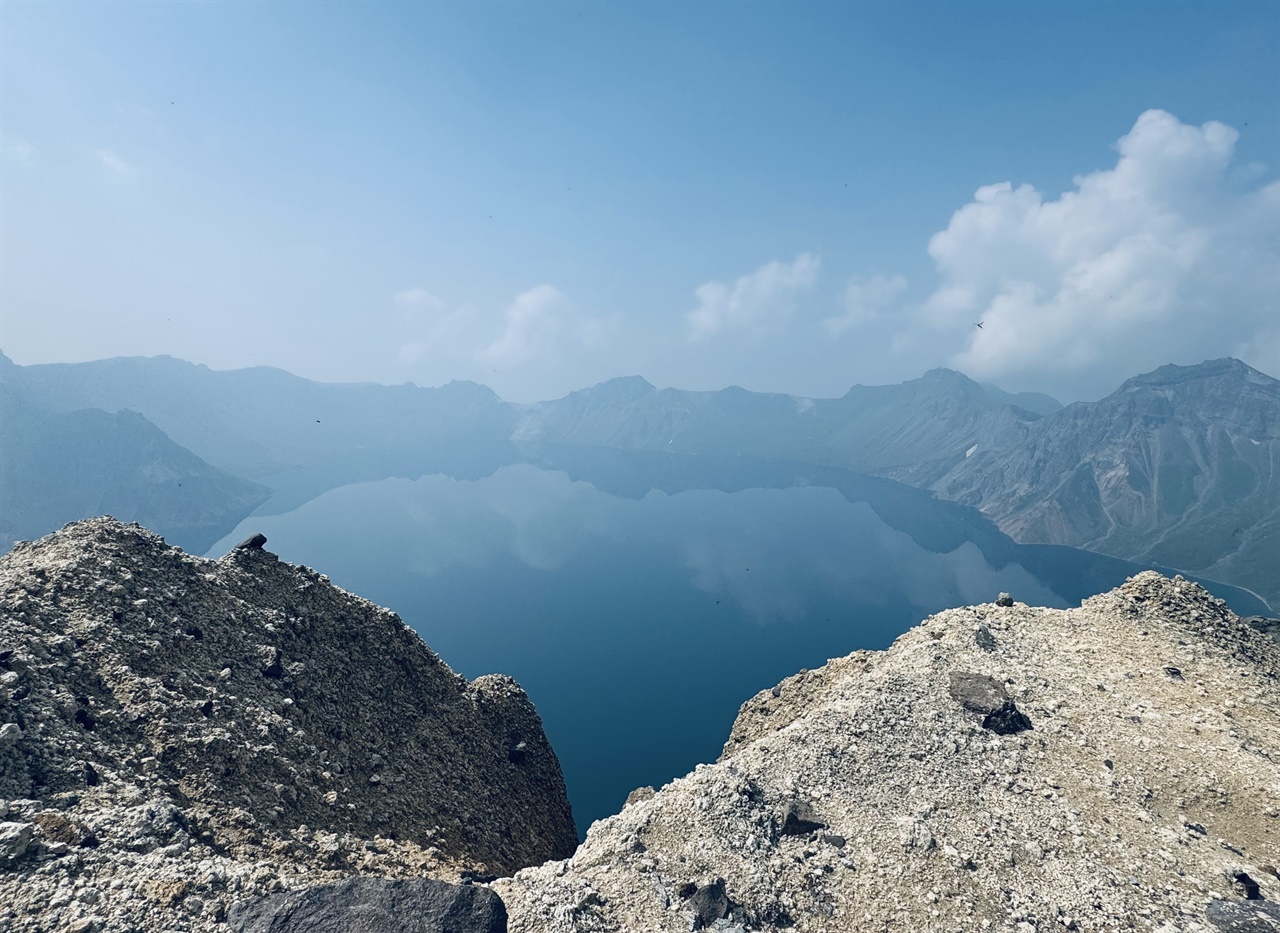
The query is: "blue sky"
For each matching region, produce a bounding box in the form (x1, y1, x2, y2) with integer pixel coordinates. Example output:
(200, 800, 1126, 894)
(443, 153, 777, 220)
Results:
(2, 1, 1277, 402)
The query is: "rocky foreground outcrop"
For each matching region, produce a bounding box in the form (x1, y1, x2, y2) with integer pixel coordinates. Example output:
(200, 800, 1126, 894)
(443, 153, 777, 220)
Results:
(0, 518, 576, 932)
(497, 573, 1280, 932)
(3, 518, 1277, 933)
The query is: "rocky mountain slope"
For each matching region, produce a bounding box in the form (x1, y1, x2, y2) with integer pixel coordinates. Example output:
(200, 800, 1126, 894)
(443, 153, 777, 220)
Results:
(0, 518, 575, 932)
(916, 360, 1280, 608)
(497, 572, 1280, 932)
(513, 369, 1052, 477)
(2, 352, 519, 483)
(0, 384, 271, 555)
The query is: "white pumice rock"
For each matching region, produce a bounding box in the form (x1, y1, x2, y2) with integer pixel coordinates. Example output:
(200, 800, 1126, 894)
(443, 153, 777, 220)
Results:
(496, 572, 1280, 932)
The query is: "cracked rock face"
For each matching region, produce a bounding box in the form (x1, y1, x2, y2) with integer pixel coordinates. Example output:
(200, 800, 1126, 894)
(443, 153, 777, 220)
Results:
(0, 517, 576, 933)
(496, 572, 1280, 932)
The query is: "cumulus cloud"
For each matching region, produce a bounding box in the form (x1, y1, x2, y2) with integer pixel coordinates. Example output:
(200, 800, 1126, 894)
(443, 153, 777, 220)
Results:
(391, 287, 475, 366)
(686, 253, 820, 341)
(95, 148, 135, 177)
(823, 273, 907, 335)
(920, 109, 1279, 387)
(479, 284, 569, 365)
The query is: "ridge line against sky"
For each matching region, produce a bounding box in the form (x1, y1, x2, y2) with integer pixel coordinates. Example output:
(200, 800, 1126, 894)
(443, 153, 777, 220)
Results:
(2, 2, 1277, 403)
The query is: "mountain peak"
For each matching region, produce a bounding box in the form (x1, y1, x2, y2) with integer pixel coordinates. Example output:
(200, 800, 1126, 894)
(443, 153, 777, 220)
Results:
(581, 375, 656, 400)
(920, 367, 975, 383)
(1120, 358, 1276, 392)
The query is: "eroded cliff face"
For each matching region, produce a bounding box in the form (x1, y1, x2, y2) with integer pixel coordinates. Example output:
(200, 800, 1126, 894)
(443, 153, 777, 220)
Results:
(920, 359, 1280, 608)
(0, 518, 576, 933)
(497, 573, 1280, 933)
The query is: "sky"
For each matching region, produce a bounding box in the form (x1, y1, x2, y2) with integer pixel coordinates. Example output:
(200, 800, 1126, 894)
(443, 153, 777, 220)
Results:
(2, 1, 1277, 403)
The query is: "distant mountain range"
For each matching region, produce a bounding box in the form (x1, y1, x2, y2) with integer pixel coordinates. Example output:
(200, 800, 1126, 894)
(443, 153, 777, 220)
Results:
(2, 351, 1275, 607)
(0, 372, 269, 555)
(512, 367, 1057, 476)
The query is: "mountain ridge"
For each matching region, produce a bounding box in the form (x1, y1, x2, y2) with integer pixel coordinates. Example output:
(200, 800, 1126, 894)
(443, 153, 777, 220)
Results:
(921, 358, 1280, 606)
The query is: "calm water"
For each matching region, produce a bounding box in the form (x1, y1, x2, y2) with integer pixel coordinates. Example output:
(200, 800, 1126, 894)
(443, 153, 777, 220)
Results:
(210, 464, 1067, 834)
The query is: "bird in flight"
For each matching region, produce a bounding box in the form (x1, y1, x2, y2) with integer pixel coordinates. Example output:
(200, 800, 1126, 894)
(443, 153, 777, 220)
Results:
(974, 321, 984, 329)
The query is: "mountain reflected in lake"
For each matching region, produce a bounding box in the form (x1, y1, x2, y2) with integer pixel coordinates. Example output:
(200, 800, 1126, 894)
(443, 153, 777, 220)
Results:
(207, 457, 1265, 835)
(209, 462, 1075, 833)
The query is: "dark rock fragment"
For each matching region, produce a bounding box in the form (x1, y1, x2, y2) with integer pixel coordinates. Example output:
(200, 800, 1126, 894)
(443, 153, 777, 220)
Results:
(995, 593, 1014, 607)
(1235, 872, 1263, 900)
(948, 672, 1009, 714)
(227, 876, 507, 933)
(234, 533, 268, 551)
(975, 625, 997, 651)
(982, 702, 1033, 735)
(780, 801, 826, 836)
(624, 786, 656, 807)
(1205, 898, 1280, 932)
(683, 878, 736, 930)
(1164, 666, 1185, 681)
(507, 741, 527, 765)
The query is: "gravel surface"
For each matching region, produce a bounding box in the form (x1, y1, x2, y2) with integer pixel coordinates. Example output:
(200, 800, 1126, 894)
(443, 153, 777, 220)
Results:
(497, 572, 1280, 932)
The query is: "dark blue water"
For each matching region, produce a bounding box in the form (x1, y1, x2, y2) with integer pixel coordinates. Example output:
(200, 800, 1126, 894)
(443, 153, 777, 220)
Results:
(209, 464, 1068, 835)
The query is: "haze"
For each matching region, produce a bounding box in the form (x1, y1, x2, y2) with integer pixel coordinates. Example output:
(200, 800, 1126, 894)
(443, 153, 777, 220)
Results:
(2, 1, 1277, 402)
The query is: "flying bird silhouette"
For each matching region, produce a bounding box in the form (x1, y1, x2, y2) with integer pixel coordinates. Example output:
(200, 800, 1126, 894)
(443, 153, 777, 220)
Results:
(974, 322, 984, 329)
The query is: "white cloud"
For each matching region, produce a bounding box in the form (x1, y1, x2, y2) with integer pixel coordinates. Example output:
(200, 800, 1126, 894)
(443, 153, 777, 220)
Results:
(920, 109, 1279, 387)
(95, 148, 135, 177)
(393, 287, 445, 311)
(823, 273, 907, 335)
(478, 285, 569, 365)
(391, 287, 474, 365)
(1, 133, 36, 163)
(686, 253, 820, 341)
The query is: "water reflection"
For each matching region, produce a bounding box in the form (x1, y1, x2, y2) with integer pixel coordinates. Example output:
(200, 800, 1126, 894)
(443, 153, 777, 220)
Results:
(209, 463, 1080, 834)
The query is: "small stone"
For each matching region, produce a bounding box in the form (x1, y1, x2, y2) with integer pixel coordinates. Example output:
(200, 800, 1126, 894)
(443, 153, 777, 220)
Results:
(780, 801, 825, 837)
(949, 672, 1010, 714)
(996, 593, 1015, 607)
(0, 821, 34, 865)
(983, 702, 1033, 735)
(233, 533, 268, 551)
(625, 786, 656, 807)
(0, 722, 21, 746)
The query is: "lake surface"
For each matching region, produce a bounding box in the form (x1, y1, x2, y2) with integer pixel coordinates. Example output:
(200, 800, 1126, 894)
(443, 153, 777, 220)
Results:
(209, 463, 1074, 834)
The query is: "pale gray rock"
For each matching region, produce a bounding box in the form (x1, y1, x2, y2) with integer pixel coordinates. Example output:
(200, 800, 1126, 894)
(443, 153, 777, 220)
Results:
(496, 572, 1280, 932)
(0, 820, 32, 867)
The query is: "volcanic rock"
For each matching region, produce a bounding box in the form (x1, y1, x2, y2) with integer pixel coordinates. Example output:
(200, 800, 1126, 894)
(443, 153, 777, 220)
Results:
(496, 572, 1280, 931)
(0, 517, 575, 932)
